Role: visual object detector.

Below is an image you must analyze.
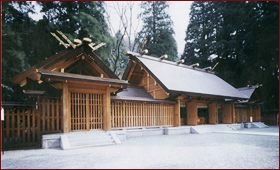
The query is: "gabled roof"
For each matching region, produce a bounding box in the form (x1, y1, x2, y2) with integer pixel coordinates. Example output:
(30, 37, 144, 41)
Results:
(111, 85, 175, 103)
(237, 85, 261, 103)
(10, 44, 119, 86)
(123, 51, 249, 100)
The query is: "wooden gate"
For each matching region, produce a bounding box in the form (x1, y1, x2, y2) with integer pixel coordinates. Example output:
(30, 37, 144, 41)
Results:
(70, 92, 103, 131)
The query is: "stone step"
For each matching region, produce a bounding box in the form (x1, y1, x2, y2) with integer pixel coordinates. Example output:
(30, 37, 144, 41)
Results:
(190, 125, 234, 134)
(70, 142, 116, 149)
(67, 135, 112, 141)
(70, 140, 115, 147)
(61, 131, 118, 150)
(251, 122, 269, 128)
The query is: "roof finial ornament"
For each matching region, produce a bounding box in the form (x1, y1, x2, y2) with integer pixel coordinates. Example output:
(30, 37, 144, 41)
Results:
(190, 63, 199, 68)
(203, 66, 212, 71)
(159, 55, 168, 61)
(176, 59, 184, 65)
(140, 49, 148, 56)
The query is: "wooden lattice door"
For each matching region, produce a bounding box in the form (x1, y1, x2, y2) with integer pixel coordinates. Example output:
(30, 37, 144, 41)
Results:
(70, 92, 103, 131)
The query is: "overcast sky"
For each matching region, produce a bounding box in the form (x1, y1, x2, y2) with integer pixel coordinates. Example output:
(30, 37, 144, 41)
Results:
(29, 1, 192, 56)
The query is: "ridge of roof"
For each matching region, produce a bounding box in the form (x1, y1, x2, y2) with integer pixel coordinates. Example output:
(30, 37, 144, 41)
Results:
(125, 51, 215, 74)
(237, 85, 260, 91)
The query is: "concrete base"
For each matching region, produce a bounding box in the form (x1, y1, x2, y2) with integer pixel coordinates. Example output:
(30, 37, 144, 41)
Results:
(125, 127, 164, 138)
(111, 131, 126, 142)
(60, 135, 70, 150)
(42, 134, 62, 149)
(244, 123, 252, 128)
(164, 126, 191, 135)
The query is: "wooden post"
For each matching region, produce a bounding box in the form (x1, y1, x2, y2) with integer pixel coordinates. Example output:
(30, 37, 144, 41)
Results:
(103, 87, 111, 131)
(208, 103, 218, 124)
(174, 100, 180, 126)
(232, 103, 236, 123)
(186, 101, 198, 125)
(62, 82, 69, 133)
(86, 93, 90, 131)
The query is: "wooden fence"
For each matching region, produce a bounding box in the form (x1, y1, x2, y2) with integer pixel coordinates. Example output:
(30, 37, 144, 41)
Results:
(111, 101, 175, 128)
(37, 97, 62, 133)
(2, 106, 40, 148)
(2, 97, 62, 149)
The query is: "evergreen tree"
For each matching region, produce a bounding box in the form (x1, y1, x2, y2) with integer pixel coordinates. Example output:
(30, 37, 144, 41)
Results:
(1, 1, 36, 101)
(135, 1, 178, 61)
(182, 1, 279, 111)
(38, 1, 113, 65)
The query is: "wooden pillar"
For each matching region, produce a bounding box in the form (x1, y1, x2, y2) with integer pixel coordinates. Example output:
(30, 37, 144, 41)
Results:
(186, 101, 197, 125)
(222, 103, 234, 124)
(258, 105, 261, 122)
(249, 107, 253, 122)
(62, 82, 69, 133)
(103, 87, 111, 131)
(174, 100, 180, 126)
(208, 103, 218, 124)
(232, 103, 236, 123)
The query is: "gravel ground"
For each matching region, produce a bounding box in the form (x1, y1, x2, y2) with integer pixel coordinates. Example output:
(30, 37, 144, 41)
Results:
(1, 126, 279, 169)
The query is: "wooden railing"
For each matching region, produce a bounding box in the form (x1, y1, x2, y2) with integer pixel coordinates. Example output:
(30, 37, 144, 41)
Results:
(111, 101, 175, 128)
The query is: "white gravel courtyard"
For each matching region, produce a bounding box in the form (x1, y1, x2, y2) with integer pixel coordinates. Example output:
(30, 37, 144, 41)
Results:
(1, 126, 279, 169)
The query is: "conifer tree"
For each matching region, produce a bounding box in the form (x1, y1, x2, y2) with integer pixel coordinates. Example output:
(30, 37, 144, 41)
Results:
(135, 1, 178, 61)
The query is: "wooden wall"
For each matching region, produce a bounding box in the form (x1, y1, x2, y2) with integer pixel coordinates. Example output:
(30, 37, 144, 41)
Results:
(111, 101, 175, 128)
(222, 103, 234, 124)
(208, 103, 218, 124)
(186, 101, 198, 125)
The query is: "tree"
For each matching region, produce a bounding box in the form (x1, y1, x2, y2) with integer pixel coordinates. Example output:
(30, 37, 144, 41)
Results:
(135, 1, 178, 61)
(182, 1, 279, 111)
(38, 1, 113, 65)
(109, 30, 129, 78)
(1, 1, 36, 101)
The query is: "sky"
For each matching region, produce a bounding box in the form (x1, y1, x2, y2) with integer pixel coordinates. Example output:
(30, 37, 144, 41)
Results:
(29, 1, 193, 56)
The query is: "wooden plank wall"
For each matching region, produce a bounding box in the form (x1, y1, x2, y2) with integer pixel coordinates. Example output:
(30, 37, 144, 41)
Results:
(111, 101, 174, 128)
(2, 107, 40, 148)
(186, 101, 198, 125)
(37, 97, 62, 133)
(235, 108, 248, 123)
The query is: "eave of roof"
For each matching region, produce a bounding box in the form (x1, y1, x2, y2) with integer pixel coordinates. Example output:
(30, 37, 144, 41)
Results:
(125, 51, 249, 100)
(37, 69, 129, 86)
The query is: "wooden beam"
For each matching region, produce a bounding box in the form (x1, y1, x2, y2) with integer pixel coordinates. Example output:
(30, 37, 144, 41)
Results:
(174, 99, 180, 126)
(103, 86, 111, 131)
(51, 56, 81, 72)
(62, 82, 70, 133)
(126, 63, 137, 82)
(132, 72, 144, 77)
(68, 87, 105, 94)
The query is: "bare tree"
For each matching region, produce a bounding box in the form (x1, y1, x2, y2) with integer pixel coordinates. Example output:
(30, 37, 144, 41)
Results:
(105, 2, 141, 77)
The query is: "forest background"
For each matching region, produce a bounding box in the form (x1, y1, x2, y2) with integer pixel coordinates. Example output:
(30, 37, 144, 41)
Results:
(1, 1, 279, 113)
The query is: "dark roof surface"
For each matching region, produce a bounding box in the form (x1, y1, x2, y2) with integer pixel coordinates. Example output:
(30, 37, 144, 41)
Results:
(38, 69, 128, 85)
(125, 51, 249, 100)
(237, 85, 260, 103)
(111, 85, 176, 103)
